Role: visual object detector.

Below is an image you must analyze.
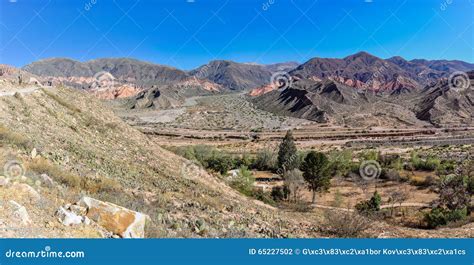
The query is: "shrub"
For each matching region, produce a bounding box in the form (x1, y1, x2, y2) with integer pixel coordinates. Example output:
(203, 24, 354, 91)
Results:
(229, 166, 254, 196)
(235, 153, 253, 168)
(424, 207, 468, 228)
(323, 209, 372, 238)
(467, 176, 474, 195)
(409, 152, 440, 171)
(438, 175, 470, 211)
(436, 160, 456, 175)
(193, 145, 216, 167)
(271, 186, 289, 201)
(327, 150, 352, 177)
(355, 191, 381, 215)
(252, 189, 276, 206)
(253, 148, 277, 171)
(380, 169, 400, 181)
(207, 155, 235, 174)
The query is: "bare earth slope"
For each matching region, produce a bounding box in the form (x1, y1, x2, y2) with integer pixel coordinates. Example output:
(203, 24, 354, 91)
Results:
(250, 78, 433, 127)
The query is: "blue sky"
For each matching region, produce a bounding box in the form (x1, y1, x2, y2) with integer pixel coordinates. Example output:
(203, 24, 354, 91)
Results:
(0, 0, 473, 69)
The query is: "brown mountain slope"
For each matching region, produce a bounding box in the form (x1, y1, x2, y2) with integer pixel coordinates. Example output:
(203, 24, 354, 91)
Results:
(250, 77, 446, 127)
(409, 71, 474, 126)
(290, 52, 474, 92)
(189, 60, 273, 91)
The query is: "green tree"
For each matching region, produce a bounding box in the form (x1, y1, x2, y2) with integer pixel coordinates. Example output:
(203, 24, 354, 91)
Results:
(301, 151, 332, 203)
(277, 130, 298, 173)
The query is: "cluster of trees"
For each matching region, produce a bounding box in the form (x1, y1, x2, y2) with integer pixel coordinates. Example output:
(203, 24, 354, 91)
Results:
(275, 131, 333, 204)
(172, 145, 253, 174)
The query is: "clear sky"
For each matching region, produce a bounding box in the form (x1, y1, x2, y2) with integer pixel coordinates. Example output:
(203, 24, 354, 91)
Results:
(0, 0, 473, 69)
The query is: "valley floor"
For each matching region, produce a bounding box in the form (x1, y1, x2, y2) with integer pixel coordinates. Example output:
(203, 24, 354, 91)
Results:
(109, 92, 474, 238)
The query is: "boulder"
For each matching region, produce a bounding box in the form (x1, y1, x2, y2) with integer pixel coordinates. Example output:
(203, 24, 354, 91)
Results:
(8, 200, 31, 225)
(12, 183, 41, 202)
(40, 174, 54, 187)
(56, 207, 84, 226)
(77, 196, 149, 238)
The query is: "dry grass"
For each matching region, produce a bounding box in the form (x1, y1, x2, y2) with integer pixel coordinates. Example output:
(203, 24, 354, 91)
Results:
(27, 157, 121, 193)
(0, 124, 31, 149)
(42, 88, 82, 114)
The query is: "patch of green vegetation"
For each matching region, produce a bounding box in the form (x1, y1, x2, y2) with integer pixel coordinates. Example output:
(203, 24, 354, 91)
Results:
(355, 191, 382, 215)
(407, 151, 440, 171)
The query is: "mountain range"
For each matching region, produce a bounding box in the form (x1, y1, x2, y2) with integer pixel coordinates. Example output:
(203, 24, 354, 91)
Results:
(19, 52, 474, 126)
(251, 71, 473, 127)
(23, 52, 473, 95)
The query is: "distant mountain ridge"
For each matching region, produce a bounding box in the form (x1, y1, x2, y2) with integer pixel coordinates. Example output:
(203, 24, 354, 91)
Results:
(22, 53, 474, 107)
(188, 60, 273, 91)
(23, 58, 188, 88)
(23, 57, 293, 95)
(290, 52, 474, 92)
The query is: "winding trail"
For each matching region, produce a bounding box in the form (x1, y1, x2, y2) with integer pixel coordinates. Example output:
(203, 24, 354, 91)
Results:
(0, 87, 40, 97)
(312, 202, 430, 212)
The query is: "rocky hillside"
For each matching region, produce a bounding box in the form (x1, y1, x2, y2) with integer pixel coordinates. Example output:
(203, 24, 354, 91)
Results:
(264, 62, 299, 72)
(290, 52, 474, 92)
(251, 73, 474, 127)
(23, 58, 188, 87)
(189, 60, 273, 91)
(251, 78, 413, 126)
(124, 78, 222, 110)
(409, 71, 474, 126)
(0, 68, 326, 238)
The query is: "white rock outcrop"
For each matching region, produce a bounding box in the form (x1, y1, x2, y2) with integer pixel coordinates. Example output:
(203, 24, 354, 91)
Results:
(77, 196, 149, 238)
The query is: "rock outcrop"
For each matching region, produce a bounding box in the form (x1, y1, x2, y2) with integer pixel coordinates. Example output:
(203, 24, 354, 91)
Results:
(77, 197, 149, 238)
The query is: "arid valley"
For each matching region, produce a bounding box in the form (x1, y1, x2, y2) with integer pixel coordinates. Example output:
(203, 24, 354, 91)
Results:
(0, 52, 473, 239)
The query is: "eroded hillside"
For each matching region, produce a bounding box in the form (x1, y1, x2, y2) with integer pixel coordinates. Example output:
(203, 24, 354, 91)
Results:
(0, 82, 329, 238)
